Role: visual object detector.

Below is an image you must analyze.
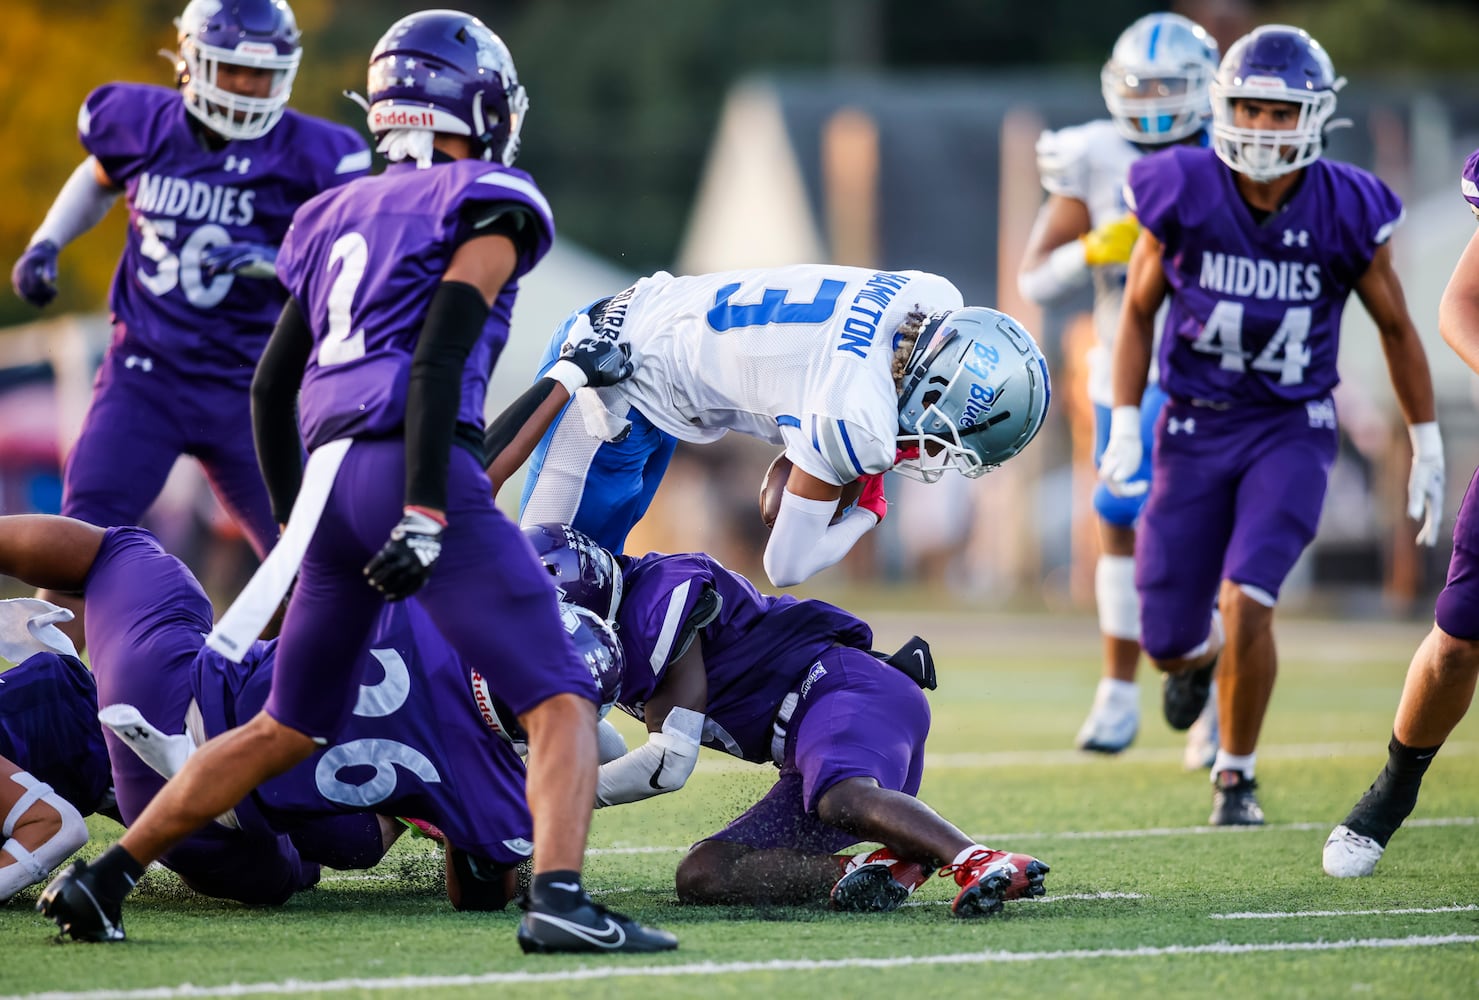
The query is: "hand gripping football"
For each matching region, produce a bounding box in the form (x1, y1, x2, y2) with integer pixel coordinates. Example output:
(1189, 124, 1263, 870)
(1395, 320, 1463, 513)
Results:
(759, 452, 863, 528)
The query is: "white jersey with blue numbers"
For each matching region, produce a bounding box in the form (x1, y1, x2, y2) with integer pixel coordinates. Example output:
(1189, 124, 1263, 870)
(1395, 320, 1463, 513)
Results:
(571, 265, 964, 486)
(1036, 118, 1146, 407)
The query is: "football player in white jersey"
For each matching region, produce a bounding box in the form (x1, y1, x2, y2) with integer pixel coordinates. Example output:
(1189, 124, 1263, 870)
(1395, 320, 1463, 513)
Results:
(1017, 13, 1220, 761)
(485, 265, 1051, 588)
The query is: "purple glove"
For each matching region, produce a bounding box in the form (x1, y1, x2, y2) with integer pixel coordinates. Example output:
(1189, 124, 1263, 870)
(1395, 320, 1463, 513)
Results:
(12, 240, 60, 307)
(200, 241, 278, 280)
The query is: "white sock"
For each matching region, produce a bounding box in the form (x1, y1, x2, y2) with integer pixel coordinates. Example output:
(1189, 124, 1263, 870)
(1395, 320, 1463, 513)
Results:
(950, 843, 990, 868)
(1212, 750, 1255, 782)
(1094, 677, 1138, 710)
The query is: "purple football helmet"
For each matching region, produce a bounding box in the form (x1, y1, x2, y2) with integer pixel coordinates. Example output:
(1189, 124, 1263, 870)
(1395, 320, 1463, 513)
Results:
(522, 523, 623, 620)
(365, 9, 528, 166)
(1210, 25, 1344, 182)
(175, 0, 302, 141)
(472, 604, 624, 753)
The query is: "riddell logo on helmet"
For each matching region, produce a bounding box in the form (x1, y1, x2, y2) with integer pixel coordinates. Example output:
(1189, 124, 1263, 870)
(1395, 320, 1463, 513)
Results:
(371, 108, 437, 129)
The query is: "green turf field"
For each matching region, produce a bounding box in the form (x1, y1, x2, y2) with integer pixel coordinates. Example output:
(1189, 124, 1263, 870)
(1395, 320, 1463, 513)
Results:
(3, 610, 1476, 999)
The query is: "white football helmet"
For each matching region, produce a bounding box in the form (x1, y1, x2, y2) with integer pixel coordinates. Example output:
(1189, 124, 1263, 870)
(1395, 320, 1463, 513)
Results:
(1210, 25, 1345, 182)
(1101, 12, 1219, 146)
(895, 307, 1051, 482)
(175, 0, 302, 141)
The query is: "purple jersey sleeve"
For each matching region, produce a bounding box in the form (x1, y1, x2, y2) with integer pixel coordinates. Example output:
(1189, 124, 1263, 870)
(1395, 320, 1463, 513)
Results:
(1461, 148, 1479, 219)
(279, 160, 555, 449)
(76, 85, 371, 385)
(1126, 147, 1188, 246)
(614, 553, 874, 761)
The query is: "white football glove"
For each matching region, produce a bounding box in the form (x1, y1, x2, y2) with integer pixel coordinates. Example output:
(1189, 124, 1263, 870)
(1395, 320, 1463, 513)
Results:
(1098, 405, 1147, 498)
(1407, 422, 1444, 548)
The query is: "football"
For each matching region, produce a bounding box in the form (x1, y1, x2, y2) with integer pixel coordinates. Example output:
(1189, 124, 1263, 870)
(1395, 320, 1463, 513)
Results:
(759, 452, 864, 528)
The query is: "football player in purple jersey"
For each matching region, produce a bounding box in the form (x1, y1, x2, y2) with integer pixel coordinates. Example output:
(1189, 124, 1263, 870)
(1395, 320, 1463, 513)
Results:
(36, 10, 674, 954)
(1018, 12, 1222, 762)
(525, 523, 1050, 918)
(0, 513, 622, 911)
(1101, 26, 1443, 825)
(8, 0, 371, 652)
(1324, 148, 1479, 876)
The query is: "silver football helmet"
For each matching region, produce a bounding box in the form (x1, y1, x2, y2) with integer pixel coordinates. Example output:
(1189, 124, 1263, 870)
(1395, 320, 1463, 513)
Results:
(1101, 12, 1219, 146)
(895, 307, 1051, 483)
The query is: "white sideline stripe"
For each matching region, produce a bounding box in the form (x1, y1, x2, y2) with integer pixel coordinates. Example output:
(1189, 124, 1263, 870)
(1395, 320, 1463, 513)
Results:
(685, 740, 1479, 774)
(1211, 904, 1479, 920)
(6, 935, 1475, 999)
(586, 816, 1479, 856)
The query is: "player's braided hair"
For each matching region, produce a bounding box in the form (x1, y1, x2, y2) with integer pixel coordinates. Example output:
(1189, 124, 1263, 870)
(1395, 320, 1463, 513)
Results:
(890, 309, 930, 393)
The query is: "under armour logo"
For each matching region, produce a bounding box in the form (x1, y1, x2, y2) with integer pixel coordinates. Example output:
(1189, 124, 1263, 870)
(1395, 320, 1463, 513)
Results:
(123, 355, 154, 372)
(1167, 416, 1196, 435)
(1282, 229, 1310, 247)
(127, 726, 149, 740)
(224, 155, 251, 175)
(1306, 398, 1336, 429)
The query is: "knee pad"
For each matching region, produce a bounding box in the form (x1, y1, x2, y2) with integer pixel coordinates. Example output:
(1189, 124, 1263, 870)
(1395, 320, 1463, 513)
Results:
(1093, 481, 1148, 527)
(1095, 554, 1140, 641)
(0, 771, 89, 902)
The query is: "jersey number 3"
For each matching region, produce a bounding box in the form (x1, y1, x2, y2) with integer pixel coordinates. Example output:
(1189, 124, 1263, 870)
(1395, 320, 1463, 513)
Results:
(1191, 301, 1312, 386)
(707, 280, 845, 331)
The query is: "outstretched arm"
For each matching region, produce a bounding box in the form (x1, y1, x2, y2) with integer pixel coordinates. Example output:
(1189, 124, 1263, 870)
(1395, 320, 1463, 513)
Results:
(0, 515, 106, 594)
(596, 640, 708, 807)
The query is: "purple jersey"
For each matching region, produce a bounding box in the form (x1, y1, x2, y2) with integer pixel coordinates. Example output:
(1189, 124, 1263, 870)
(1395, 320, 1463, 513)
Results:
(612, 552, 872, 762)
(0, 652, 111, 816)
(80, 84, 370, 384)
(1130, 146, 1403, 406)
(192, 600, 532, 864)
(276, 160, 555, 449)
(1463, 148, 1479, 219)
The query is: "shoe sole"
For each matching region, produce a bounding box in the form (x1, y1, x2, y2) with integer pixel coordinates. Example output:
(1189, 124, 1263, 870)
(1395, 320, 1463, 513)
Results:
(1163, 662, 1215, 731)
(951, 870, 1010, 918)
(831, 866, 909, 913)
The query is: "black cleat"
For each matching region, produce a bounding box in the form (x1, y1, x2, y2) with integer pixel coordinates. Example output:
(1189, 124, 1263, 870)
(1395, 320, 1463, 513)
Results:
(517, 894, 678, 954)
(37, 860, 127, 942)
(1209, 770, 1264, 826)
(1162, 657, 1217, 731)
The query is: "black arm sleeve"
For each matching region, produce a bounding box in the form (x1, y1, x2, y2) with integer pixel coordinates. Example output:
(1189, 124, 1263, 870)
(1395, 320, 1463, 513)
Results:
(251, 297, 314, 524)
(481, 377, 560, 466)
(404, 280, 492, 511)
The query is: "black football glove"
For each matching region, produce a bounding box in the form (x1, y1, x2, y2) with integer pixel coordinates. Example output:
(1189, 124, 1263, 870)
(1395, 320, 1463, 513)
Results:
(364, 509, 444, 600)
(562, 337, 634, 388)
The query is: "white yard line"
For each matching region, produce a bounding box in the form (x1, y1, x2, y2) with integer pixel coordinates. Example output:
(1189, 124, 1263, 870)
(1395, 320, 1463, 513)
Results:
(7, 935, 1475, 1000)
(1211, 904, 1479, 920)
(588, 815, 1478, 856)
(685, 740, 1479, 773)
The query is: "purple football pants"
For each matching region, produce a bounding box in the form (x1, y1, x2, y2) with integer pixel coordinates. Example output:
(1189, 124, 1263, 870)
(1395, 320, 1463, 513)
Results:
(264, 438, 598, 742)
(704, 647, 930, 854)
(62, 345, 278, 558)
(1435, 466, 1479, 640)
(1136, 397, 1338, 660)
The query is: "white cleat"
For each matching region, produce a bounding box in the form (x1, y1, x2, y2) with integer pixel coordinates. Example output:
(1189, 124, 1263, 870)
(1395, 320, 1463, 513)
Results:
(1323, 824, 1384, 877)
(1075, 679, 1139, 754)
(1182, 681, 1219, 770)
